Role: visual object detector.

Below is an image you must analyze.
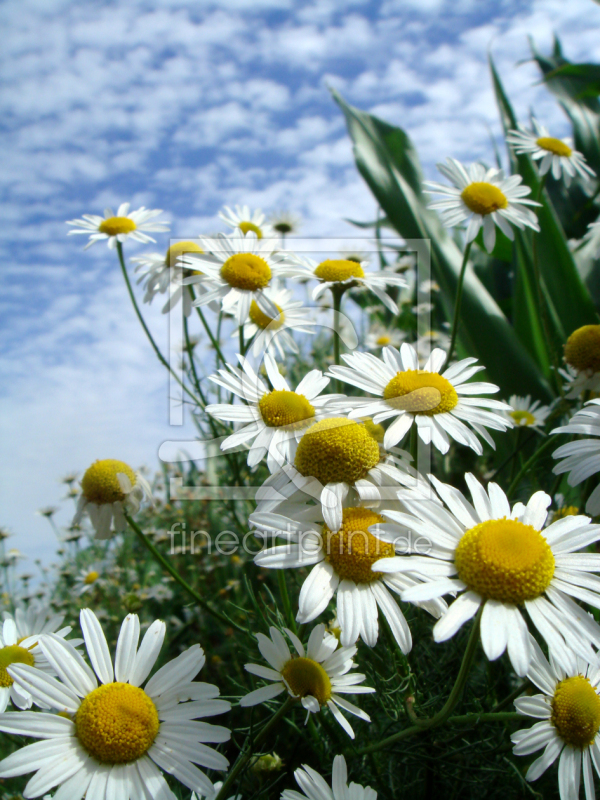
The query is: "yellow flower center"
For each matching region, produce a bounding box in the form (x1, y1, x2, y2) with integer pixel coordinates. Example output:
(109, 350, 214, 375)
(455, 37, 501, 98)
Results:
(455, 518, 555, 604)
(84, 571, 100, 585)
(361, 418, 384, 444)
(564, 325, 600, 373)
(258, 390, 315, 428)
(76, 683, 159, 764)
(376, 335, 391, 346)
(238, 221, 263, 239)
(383, 370, 458, 415)
(323, 508, 394, 583)
(220, 253, 272, 291)
(461, 182, 508, 216)
(249, 300, 285, 330)
(281, 657, 332, 705)
(81, 460, 137, 505)
(552, 676, 600, 748)
(0, 645, 35, 688)
(536, 136, 573, 158)
(552, 505, 579, 522)
(165, 241, 203, 267)
(314, 259, 365, 283)
(98, 217, 136, 236)
(510, 410, 537, 427)
(294, 418, 380, 485)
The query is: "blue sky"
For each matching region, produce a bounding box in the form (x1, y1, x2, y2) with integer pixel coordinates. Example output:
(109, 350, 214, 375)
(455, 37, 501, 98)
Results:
(2, 0, 600, 572)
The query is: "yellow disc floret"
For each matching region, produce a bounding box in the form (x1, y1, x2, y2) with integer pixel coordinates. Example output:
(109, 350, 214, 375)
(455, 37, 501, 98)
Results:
(81, 460, 137, 505)
(383, 370, 458, 415)
(258, 390, 315, 428)
(166, 241, 203, 267)
(461, 183, 508, 216)
(294, 418, 380, 485)
(239, 221, 263, 239)
(537, 137, 572, 158)
(98, 217, 136, 236)
(552, 676, 600, 748)
(220, 253, 272, 291)
(84, 571, 100, 585)
(314, 259, 365, 283)
(376, 335, 391, 346)
(0, 645, 35, 688)
(455, 518, 555, 604)
(76, 682, 159, 764)
(323, 508, 394, 583)
(362, 418, 385, 444)
(564, 325, 600, 373)
(281, 657, 332, 705)
(510, 410, 537, 427)
(249, 300, 285, 330)
(552, 505, 579, 523)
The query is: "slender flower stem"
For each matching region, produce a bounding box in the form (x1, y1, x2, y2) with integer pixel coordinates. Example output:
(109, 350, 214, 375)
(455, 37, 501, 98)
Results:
(277, 571, 296, 633)
(239, 324, 246, 357)
(331, 285, 345, 393)
(506, 433, 559, 499)
(187, 286, 228, 367)
(183, 315, 208, 409)
(442, 240, 472, 371)
(214, 697, 296, 800)
(125, 513, 247, 634)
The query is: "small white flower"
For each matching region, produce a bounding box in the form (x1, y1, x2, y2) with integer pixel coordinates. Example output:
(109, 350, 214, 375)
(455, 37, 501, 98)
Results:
(240, 624, 374, 739)
(553, 399, 600, 515)
(73, 564, 104, 596)
(365, 324, 406, 351)
(219, 204, 274, 240)
(282, 755, 377, 800)
(507, 122, 596, 185)
(66, 203, 169, 250)
(239, 285, 317, 358)
(131, 240, 206, 316)
(424, 158, 540, 252)
(506, 395, 551, 431)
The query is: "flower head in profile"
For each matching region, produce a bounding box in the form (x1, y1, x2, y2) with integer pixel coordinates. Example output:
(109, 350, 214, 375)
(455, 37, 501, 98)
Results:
(561, 324, 600, 398)
(66, 203, 169, 250)
(0, 609, 231, 799)
(240, 624, 374, 739)
(507, 122, 595, 185)
(219, 204, 274, 240)
(131, 240, 205, 316)
(512, 635, 600, 800)
(73, 459, 153, 539)
(505, 395, 551, 432)
(375, 473, 600, 676)
(282, 754, 376, 800)
(328, 343, 512, 454)
(424, 158, 540, 252)
(553, 399, 600, 516)
(240, 285, 317, 359)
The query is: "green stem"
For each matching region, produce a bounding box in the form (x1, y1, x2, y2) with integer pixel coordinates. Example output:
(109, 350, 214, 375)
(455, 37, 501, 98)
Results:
(239, 324, 246, 357)
(409, 424, 419, 470)
(183, 315, 208, 409)
(188, 286, 228, 367)
(442, 240, 472, 370)
(506, 433, 559, 499)
(331, 285, 345, 393)
(277, 571, 296, 633)
(213, 697, 295, 800)
(124, 513, 247, 634)
(509, 427, 523, 486)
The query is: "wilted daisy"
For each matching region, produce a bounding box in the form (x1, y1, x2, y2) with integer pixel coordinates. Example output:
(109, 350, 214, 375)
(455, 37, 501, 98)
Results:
(182, 230, 289, 324)
(328, 344, 512, 454)
(206, 354, 339, 472)
(251, 502, 445, 651)
(73, 564, 104, 596)
(365, 324, 405, 351)
(240, 286, 317, 358)
(282, 755, 376, 800)
(374, 473, 600, 676)
(240, 624, 374, 739)
(0, 610, 231, 799)
(506, 395, 551, 432)
(219, 204, 274, 239)
(553, 399, 600, 515)
(511, 636, 600, 800)
(0, 608, 77, 713)
(278, 256, 407, 313)
(73, 459, 153, 539)
(507, 122, 596, 185)
(66, 203, 169, 250)
(425, 158, 540, 252)
(131, 241, 205, 316)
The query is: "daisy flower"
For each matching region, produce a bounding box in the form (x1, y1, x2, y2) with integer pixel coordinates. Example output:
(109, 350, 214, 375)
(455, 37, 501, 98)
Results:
(182, 230, 289, 324)
(507, 122, 596, 186)
(282, 755, 376, 800)
(206, 353, 339, 473)
(254, 417, 417, 532)
(239, 285, 317, 359)
(553, 399, 600, 515)
(424, 158, 540, 252)
(365, 325, 405, 351)
(73, 459, 153, 540)
(512, 635, 600, 800)
(66, 203, 169, 250)
(559, 363, 600, 400)
(0, 610, 231, 799)
(270, 210, 301, 238)
(240, 624, 374, 739)
(0, 608, 77, 713)
(278, 256, 407, 313)
(561, 324, 600, 399)
(251, 502, 445, 651)
(328, 344, 512, 454)
(219, 204, 274, 240)
(73, 564, 104, 596)
(373, 473, 600, 676)
(506, 395, 551, 431)
(131, 240, 205, 317)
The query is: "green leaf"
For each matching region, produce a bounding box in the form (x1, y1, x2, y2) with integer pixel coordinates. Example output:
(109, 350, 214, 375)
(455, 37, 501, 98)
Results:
(331, 87, 552, 402)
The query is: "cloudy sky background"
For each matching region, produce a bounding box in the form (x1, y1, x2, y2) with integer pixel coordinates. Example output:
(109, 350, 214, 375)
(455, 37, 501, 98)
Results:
(2, 0, 600, 574)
